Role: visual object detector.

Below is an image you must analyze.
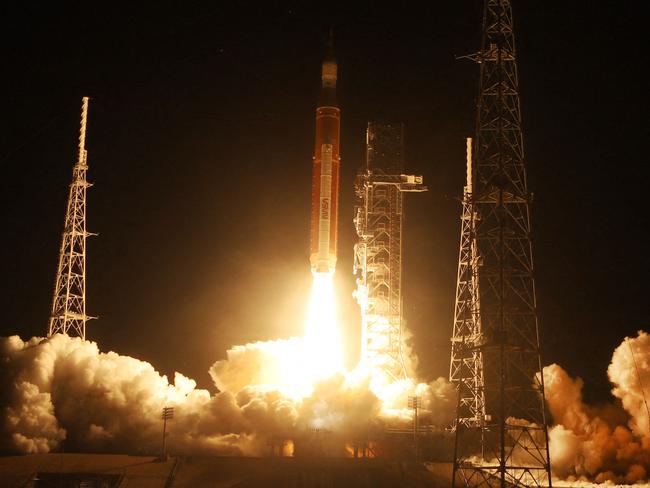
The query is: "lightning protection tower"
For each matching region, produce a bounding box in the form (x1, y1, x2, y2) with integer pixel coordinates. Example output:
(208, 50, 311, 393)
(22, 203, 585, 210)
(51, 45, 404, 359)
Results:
(450, 2, 552, 487)
(354, 122, 427, 382)
(47, 97, 94, 340)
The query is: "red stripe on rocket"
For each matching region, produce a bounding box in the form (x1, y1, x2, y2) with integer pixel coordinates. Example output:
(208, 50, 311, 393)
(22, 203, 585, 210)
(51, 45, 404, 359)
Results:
(310, 45, 340, 275)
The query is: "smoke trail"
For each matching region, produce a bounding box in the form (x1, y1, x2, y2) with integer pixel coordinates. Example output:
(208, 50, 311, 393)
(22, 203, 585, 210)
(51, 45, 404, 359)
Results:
(544, 331, 650, 484)
(0, 333, 455, 456)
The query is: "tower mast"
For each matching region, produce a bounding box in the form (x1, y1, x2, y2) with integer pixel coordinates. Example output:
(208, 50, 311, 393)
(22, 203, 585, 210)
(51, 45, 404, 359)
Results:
(47, 97, 94, 339)
(450, 2, 552, 486)
(450, 137, 485, 433)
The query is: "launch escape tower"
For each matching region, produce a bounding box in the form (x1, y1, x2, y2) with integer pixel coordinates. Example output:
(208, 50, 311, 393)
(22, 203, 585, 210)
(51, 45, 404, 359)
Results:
(47, 97, 94, 340)
(449, 2, 552, 487)
(354, 122, 426, 381)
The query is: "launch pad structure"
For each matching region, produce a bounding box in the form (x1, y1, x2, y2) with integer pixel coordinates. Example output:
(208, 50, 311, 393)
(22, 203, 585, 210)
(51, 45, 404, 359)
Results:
(47, 97, 94, 340)
(354, 122, 427, 382)
(449, 1, 552, 487)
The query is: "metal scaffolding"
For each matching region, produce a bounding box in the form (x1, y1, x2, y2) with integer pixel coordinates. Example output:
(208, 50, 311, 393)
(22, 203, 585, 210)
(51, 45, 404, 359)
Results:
(354, 122, 426, 381)
(48, 97, 94, 340)
(450, 2, 552, 487)
(450, 138, 485, 431)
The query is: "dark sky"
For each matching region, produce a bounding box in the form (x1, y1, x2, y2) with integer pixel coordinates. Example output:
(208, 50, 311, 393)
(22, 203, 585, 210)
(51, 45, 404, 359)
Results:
(0, 2, 647, 404)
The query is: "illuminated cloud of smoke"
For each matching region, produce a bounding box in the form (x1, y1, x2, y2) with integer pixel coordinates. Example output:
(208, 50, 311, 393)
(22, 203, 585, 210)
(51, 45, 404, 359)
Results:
(0, 333, 455, 456)
(0, 334, 291, 455)
(11, 328, 650, 483)
(609, 331, 650, 438)
(544, 331, 650, 484)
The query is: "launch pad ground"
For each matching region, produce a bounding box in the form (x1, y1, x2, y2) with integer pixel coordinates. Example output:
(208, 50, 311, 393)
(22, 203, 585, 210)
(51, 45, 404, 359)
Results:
(0, 453, 453, 487)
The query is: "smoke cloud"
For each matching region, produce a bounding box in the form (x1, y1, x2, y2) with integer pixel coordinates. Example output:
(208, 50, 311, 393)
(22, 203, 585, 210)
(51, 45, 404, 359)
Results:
(0, 333, 454, 456)
(0, 334, 262, 455)
(6, 328, 650, 483)
(544, 331, 650, 484)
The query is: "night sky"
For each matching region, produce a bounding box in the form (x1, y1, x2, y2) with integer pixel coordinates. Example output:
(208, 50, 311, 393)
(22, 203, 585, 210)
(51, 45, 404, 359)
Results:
(1, 3, 647, 404)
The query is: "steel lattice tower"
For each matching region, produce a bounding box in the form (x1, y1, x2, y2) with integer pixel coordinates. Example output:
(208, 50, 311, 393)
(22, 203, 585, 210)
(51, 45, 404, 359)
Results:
(354, 122, 426, 381)
(450, 138, 485, 433)
(450, 2, 552, 487)
(48, 97, 94, 340)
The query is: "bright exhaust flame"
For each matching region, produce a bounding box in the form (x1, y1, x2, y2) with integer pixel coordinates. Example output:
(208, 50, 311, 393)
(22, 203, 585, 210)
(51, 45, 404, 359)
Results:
(304, 272, 343, 380)
(208, 272, 345, 401)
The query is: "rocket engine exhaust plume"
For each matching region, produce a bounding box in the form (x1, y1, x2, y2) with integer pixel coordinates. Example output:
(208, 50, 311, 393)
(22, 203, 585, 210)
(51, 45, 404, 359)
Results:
(304, 272, 343, 380)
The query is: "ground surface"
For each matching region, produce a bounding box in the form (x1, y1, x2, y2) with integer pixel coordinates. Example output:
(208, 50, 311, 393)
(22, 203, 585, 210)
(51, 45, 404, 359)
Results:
(0, 454, 454, 487)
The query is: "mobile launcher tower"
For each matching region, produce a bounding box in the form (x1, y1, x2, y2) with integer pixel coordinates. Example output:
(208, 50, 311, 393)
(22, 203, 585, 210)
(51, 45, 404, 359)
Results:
(353, 122, 427, 382)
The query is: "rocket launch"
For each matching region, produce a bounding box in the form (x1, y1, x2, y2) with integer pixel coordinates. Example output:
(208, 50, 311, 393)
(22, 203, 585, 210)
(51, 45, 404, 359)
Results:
(310, 39, 340, 275)
(304, 37, 344, 378)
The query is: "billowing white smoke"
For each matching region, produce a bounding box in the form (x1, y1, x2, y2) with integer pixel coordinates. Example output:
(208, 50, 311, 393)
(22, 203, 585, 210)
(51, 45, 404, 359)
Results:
(0, 333, 455, 456)
(13, 327, 650, 479)
(211, 337, 457, 437)
(0, 334, 270, 455)
(209, 337, 312, 398)
(544, 331, 650, 484)
(609, 332, 650, 439)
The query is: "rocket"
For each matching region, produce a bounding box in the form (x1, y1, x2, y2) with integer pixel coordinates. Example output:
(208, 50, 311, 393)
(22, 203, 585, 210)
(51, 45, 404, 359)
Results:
(310, 37, 340, 275)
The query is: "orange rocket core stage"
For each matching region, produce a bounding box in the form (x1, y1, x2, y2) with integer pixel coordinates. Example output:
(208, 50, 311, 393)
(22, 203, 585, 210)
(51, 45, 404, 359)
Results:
(310, 53, 340, 274)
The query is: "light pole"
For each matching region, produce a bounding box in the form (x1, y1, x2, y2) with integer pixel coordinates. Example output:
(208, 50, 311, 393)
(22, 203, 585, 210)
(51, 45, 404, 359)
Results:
(408, 396, 421, 462)
(161, 407, 174, 461)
